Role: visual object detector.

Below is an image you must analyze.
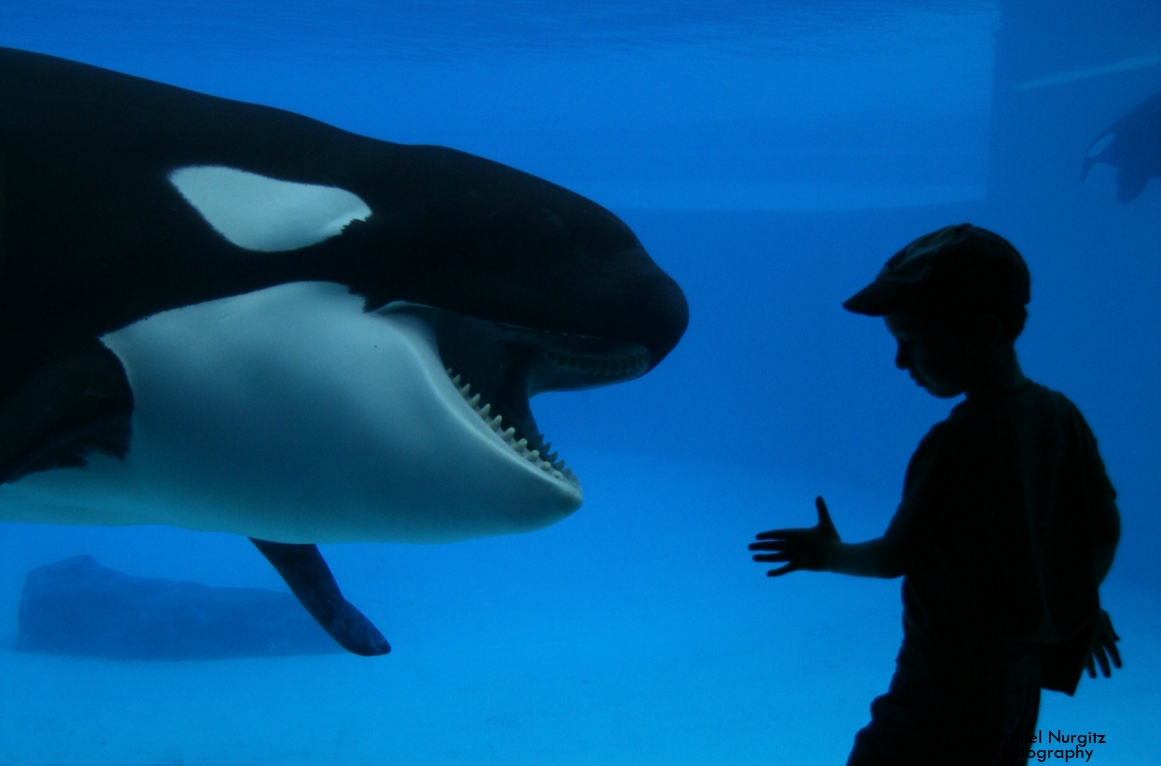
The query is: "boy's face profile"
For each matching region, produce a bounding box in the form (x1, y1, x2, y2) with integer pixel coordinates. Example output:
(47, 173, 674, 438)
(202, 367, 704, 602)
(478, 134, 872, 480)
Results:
(884, 308, 978, 399)
(859, 225, 1029, 401)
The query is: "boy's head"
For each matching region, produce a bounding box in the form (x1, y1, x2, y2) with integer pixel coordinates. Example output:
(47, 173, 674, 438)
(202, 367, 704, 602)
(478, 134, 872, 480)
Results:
(845, 224, 1032, 398)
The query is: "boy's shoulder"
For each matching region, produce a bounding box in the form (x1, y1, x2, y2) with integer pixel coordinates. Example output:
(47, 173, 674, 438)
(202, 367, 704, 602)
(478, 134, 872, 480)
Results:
(908, 381, 1095, 474)
(944, 380, 1089, 433)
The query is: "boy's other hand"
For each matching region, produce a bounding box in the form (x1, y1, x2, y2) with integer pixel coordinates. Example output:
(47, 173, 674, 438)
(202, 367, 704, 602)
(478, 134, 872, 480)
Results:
(1086, 610, 1122, 679)
(750, 496, 840, 576)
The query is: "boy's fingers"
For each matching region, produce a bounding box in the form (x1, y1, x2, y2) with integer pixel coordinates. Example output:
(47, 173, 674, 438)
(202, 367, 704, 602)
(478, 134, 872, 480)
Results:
(1094, 646, 1111, 677)
(1085, 655, 1096, 678)
(755, 529, 795, 540)
(749, 540, 790, 551)
(815, 496, 839, 536)
(1108, 641, 1123, 669)
(752, 553, 790, 563)
(766, 564, 797, 577)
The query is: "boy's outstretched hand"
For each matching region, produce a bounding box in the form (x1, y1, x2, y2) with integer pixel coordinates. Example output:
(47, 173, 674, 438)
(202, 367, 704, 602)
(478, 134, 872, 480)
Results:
(750, 496, 841, 576)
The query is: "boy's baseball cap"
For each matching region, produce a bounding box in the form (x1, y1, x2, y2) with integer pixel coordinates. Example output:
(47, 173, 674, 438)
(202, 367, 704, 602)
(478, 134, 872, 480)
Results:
(843, 223, 1031, 316)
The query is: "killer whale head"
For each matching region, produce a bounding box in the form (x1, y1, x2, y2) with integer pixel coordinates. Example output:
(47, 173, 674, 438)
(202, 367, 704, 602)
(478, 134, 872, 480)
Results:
(153, 150, 689, 537)
(357, 145, 689, 455)
(0, 46, 688, 544)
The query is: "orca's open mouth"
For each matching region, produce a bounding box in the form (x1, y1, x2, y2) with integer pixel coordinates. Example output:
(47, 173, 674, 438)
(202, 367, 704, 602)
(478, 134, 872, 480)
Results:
(376, 302, 650, 489)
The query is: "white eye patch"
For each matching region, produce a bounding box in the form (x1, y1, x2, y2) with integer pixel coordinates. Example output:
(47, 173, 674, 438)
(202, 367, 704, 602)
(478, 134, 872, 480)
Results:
(1086, 134, 1115, 159)
(169, 166, 372, 252)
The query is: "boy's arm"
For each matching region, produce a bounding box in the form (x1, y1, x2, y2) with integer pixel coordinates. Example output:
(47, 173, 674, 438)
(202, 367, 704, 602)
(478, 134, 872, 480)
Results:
(750, 496, 904, 579)
(826, 536, 905, 578)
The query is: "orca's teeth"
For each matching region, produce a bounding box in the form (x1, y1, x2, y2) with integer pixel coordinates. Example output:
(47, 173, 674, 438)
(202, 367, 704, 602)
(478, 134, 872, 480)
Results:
(546, 348, 650, 379)
(446, 367, 579, 488)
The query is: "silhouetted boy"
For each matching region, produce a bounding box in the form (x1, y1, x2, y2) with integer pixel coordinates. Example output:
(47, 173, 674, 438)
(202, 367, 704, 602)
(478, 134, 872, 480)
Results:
(750, 224, 1122, 765)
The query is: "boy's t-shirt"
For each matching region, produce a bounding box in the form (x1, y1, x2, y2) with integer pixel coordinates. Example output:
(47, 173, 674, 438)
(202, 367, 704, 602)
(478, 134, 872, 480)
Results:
(883, 380, 1119, 693)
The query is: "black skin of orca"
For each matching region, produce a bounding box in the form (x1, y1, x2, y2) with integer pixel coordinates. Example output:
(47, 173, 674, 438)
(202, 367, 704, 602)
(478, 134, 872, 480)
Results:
(0, 48, 689, 656)
(1082, 91, 1161, 203)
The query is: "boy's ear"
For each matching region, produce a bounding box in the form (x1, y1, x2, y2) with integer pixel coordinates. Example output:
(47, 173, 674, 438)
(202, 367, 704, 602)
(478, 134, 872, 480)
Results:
(970, 313, 1004, 346)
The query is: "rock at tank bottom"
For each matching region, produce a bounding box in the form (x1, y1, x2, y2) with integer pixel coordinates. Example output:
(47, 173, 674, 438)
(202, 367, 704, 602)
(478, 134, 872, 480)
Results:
(13, 555, 343, 659)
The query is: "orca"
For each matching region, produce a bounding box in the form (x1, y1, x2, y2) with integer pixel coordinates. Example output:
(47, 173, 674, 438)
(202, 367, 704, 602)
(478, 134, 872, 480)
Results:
(0, 48, 688, 656)
(1082, 91, 1160, 202)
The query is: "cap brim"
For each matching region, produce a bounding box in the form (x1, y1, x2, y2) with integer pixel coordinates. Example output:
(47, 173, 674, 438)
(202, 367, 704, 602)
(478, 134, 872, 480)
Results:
(842, 280, 912, 316)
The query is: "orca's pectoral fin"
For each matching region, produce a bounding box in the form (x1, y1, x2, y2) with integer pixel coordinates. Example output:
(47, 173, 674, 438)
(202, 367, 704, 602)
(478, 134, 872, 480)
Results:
(0, 341, 134, 485)
(250, 538, 390, 656)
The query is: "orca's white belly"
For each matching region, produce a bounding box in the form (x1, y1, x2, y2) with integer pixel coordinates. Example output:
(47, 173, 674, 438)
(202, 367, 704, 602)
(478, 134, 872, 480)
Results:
(0, 282, 582, 543)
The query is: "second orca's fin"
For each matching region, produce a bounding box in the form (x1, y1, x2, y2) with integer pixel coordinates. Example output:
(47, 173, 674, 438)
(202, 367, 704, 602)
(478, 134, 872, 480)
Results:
(250, 538, 390, 656)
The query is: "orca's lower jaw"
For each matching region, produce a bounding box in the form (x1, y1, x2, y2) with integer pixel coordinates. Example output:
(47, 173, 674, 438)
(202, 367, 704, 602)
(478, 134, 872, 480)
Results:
(375, 302, 650, 490)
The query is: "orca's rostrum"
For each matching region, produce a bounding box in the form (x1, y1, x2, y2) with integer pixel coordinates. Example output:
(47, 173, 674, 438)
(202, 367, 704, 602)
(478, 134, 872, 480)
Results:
(0, 48, 688, 656)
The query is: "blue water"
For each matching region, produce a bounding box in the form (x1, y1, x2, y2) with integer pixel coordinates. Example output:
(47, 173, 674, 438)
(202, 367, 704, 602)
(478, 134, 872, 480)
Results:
(1, 1, 1159, 763)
